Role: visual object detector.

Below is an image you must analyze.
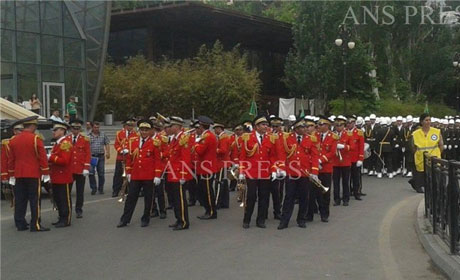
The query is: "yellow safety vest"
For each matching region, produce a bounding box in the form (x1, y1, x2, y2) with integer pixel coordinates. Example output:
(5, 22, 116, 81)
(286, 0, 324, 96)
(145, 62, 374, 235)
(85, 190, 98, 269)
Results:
(413, 127, 441, 172)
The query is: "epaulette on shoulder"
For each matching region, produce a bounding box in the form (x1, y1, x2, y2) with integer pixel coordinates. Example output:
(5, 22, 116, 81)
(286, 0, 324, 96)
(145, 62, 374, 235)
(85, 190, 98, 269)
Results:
(269, 133, 278, 144)
(220, 133, 230, 140)
(179, 133, 190, 147)
(347, 131, 353, 136)
(332, 133, 340, 140)
(60, 140, 72, 152)
(35, 132, 44, 141)
(153, 138, 161, 147)
(161, 135, 169, 143)
(310, 134, 317, 143)
(2, 139, 9, 145)
(83, 135, 90, 141)
(357, 129, 363, 136)
(241, 133, 250, 141)
(283, 132, 290, 139)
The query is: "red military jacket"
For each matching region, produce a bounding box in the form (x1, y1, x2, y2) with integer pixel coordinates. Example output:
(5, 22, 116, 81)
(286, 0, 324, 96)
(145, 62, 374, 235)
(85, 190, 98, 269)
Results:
(153, 132, 169, 178)
(165, 130, 193, 182)
(8, 131, 49, 178)
(1, 139, 10, 181)
(230, 134, 241, 163)
(349, 128, 364, 163)
(126, 135, 160, 180)
(189, 133, 198, 176)
(194, 130, 218, 175)
(238, 131, 284, 179)
(216, 132, 232, 170)
(114, 129, 138, 161)
(333, 130, 355, 167)
(49, 137, 73, 184)
(317, 131, 338, 174)
(66, 134, 91, 174)
(282, 132, 319, 177)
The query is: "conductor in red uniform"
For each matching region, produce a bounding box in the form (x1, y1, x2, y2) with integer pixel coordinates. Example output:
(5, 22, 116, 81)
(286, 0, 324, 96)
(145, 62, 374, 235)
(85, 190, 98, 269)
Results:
(8, 116, 50, 232)
(49, 121, 74, 228)
(66, 119, 91, 218)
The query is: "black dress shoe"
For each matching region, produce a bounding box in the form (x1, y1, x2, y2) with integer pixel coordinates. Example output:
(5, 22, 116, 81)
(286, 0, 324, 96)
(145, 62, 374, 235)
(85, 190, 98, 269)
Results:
(274, 214, 281, 220)
(54, 222, 70, 228)
(416, 187, 424, 193)
(98, 191, 104, 195)
(166, 206, 173, 210)
(333, 201, 341, 206)
(76, 212, 83, 218)
(52, 220, 61, 226)
(31, 226, 50, 232)
(355, 196, 362, 201)
(256, 223, 266, 229)
(277, 223, 288, 230)
(17, 226, 29, 231)
(173, 225, 189, 231)
(298, 223, 306, 228)
(242, 223, 250, 229)
(91, 190, 96, 195)
(343, 201, 349, 206)
(159, 212, 166, 219)
(359, 193, 367, 196)
(141, 220, 149, 227)
(169, 222, 179, 228)
(117, 221, 128, 228)
(321, 217, 329, 223)
(197, 214, 217, 220)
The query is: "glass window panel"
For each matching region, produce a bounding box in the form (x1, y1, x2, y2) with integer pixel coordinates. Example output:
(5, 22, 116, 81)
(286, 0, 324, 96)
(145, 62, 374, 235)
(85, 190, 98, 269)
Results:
(1, 29, 15, 62)
(15, 1, 39, 32)
(17, 63, 40, 102)
(1, 1, 15, 29)
(1, 62, 16, 100)
(63, 4, 81, 38)
(64, 38, 83, 68)
(40, 1, 62, 36)
(41, 66, 63, 83)
(41, 35, 63, 66)
(65, 68, 84, 115)
(16, 32, 39, 64)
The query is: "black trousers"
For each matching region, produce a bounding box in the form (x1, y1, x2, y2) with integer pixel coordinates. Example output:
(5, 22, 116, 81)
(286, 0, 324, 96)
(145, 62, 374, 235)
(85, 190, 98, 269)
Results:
(365, 151, 377, 172)
(14, 178, 42, 230)
(229, 179, 237, 191)
(350, 162, 361, 196)
(215, 168, 229, 208)
(167, 181, 189, 228)
(244, 179, 270, 225)
(333, 166, 351, 202)
(267, 179, 282, 218)
(404, 151, 415, 173)
(377, 152, 393, 173)
(151, 179, 166, 214)
(120, 180, 153, 224)
(187, 178, 199, 204)
(280, 177, 310, 225)
(53, 183, 72, 225)
(71, 174, 85, 213)
(307, 173, 331, 219)
(199, 174, 217, 217)
(112, 160, 123, 195)
(392, 149, 403, 171)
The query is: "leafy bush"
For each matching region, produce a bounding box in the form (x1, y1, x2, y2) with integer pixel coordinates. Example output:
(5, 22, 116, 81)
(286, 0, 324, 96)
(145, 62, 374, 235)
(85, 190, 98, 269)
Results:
(100, 41, 261, 125)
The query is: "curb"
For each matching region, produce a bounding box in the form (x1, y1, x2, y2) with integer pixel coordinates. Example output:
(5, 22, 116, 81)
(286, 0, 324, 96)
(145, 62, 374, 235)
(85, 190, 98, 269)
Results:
(415, 198, 460, 279)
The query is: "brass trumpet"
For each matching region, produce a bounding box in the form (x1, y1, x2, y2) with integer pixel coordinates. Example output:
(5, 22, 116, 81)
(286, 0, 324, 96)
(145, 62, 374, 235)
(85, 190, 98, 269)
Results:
(118, 160, 128, 203)
(302, 169, 329, 193)
(236, 177, 247, 208)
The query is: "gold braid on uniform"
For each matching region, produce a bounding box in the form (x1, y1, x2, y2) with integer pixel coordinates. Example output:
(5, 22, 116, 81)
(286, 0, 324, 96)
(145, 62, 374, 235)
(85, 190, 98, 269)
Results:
(242, 133, 257, 157)
(283, 133, 296, 159)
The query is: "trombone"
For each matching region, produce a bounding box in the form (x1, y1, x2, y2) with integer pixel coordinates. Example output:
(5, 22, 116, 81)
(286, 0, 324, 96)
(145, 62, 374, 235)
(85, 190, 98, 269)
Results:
(302, 169, 329, 193)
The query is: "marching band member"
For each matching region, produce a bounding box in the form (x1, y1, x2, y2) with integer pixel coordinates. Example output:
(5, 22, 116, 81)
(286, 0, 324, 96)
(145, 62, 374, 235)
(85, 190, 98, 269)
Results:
(346, 115, 364, 200)
(278, 119, 319, 230)
(150, 120, 168, 219)
(268, 116, 285, 220)
(214, 123, 231, 209)
(229, 124, 244, 192)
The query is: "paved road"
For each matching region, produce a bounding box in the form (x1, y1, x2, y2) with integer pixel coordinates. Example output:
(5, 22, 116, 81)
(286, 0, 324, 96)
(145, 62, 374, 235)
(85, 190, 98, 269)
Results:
(1, 175, 446, 280)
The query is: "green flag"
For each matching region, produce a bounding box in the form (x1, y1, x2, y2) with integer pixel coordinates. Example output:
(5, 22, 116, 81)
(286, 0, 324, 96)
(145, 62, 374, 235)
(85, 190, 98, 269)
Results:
(424, 101, 429, 114)
(299, 96, 305, 118)
(249, 99, 257, 117)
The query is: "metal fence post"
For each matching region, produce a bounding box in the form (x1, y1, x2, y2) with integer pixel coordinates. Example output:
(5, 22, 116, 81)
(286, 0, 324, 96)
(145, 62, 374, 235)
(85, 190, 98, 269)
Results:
(432, 156, 437, 234)
(449, 162, 459, 254)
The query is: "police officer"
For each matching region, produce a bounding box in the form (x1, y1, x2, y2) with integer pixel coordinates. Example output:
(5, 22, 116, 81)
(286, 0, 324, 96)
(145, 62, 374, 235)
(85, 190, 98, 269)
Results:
(8, 116, 50, 232)
(49, 120, 74, 228)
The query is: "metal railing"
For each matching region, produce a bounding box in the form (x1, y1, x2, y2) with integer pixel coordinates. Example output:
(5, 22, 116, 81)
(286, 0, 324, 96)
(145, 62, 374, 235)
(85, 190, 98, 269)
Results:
(424, 153, 460, 254)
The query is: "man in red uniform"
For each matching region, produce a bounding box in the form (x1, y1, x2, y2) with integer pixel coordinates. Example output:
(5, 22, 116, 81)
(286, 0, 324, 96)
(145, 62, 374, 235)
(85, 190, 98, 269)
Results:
(238, 115, 284, 229)
(187, 120, 200, 206)
(112, 118, 137, 197)
(229, 124, 243, 192)
(164, 116, 192, 230)
(66, 119, 91, 218)
(194, 116, 219, 219)
(49, 121, 74, 228)
(268, 117, 286, 220)
(117, 120, 159, 228)
(332, 116, 355, 206)
(347, 115, 364, 201)
(150, 120, 168, 219)
(8, 116, 50, 232)
(214, 123, 231, 209)
(1, 122, 23, 184)
(307, 116, 337, 223)
(278, 119, 319, 229)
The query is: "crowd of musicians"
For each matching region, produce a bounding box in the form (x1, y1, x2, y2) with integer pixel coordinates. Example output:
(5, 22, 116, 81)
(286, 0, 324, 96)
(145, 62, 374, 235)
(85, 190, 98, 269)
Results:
(1, 111, 446, 232)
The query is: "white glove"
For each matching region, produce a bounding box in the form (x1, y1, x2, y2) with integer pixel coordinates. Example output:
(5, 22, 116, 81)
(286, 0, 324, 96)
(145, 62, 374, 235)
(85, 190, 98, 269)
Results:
(179, 179, 185, 185)
(402, 147, 406, 153)
(122, 149, 129, 155)
(82, 169, 89, 176)
(238, 173, 245, 180)
(356, 160, 363, 167)
(456, 145, 458, 149)
(154, 177, 161, 186)
(271, 172, 277, 181)
(42, 175, 50, 183)
(127, 174, 131, 182)
(9, 177, 15, 186)
(318, 159, 322, 164)
(319, 163, 323, 170)
(448, 145, 452, 150)
(233, 164, 239, 168)
(277, 170, 286, 179)
(337, 144, 345, 150)
(47, 153, 51, 160)
(395, 144, 399, 148)
(2, 179, 8, 184)
(444, 145, 447, 150)
(309, 174, 319, 181)
(195, 137, 201, 143)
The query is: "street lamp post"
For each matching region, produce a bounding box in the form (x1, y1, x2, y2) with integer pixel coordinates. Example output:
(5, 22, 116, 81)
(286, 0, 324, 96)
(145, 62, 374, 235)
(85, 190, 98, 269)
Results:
(335, 24, 355, 115)
(453, 53, 460, 115)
